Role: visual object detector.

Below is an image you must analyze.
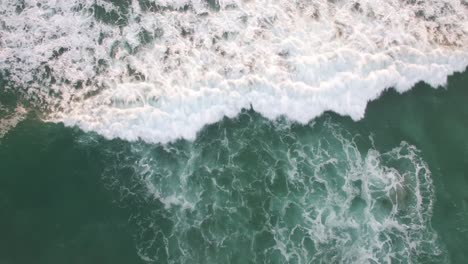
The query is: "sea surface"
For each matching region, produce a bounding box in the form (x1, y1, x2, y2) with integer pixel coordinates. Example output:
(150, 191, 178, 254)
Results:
(1, 1, 468, 263)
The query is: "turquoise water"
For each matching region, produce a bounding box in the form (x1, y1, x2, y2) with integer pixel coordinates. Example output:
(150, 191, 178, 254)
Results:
(1, 70, 467, 263)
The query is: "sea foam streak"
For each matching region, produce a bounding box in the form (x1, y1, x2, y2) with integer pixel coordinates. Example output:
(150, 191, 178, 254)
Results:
(1, 0, 468, 143)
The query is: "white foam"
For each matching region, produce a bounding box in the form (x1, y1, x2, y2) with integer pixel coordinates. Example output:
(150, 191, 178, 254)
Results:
(1, 0, 468, 143)
(0, 105, 27, 139)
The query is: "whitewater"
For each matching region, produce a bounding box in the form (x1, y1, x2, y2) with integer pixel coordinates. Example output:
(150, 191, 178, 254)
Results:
(1, 0, 468, 143)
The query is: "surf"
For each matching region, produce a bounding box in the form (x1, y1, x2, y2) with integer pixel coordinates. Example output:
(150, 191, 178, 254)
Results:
(1, 0, 467, 144)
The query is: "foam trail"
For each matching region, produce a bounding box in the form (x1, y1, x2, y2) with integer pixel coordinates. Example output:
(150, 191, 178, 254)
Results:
(100, 117, 443, 263)
(1, 0, 468, 143)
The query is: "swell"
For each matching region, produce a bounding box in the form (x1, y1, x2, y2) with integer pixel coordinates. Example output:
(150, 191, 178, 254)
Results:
(1, 0, 468, 143)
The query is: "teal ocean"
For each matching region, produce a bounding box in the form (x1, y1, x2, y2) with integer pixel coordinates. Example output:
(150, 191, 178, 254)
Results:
(2, 1, 468, 263)
(1, 70, 468, 263)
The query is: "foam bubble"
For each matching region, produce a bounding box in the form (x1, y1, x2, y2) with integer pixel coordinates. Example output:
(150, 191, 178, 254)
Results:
(1, 0, 468, 143)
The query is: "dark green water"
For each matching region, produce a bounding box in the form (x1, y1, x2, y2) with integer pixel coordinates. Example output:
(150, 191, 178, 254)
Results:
(1, 70, 468, 263)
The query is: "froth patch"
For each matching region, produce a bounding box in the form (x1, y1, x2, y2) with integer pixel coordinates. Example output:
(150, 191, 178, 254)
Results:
(0, 105, 27, 139)
(1, 0, 468, 143)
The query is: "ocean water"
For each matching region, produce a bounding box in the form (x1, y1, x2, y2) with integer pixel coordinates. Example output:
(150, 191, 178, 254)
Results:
(1, 1, 468, 263)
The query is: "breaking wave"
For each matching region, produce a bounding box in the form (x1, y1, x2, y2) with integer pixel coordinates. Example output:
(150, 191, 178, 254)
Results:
(1, 0, 468, 143)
